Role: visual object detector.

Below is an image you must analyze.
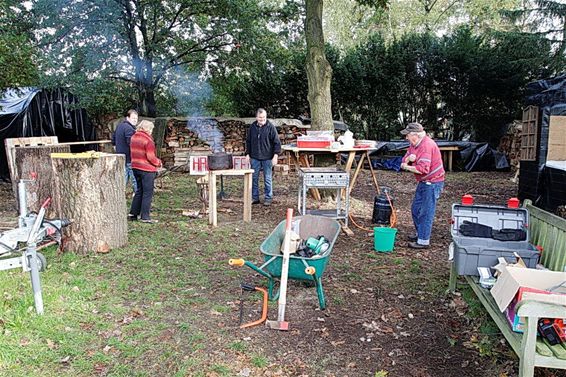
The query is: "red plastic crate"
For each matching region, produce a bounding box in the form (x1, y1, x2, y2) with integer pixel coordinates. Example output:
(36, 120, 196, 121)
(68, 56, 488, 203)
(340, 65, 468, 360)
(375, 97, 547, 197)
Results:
(297, 140, 332, 148)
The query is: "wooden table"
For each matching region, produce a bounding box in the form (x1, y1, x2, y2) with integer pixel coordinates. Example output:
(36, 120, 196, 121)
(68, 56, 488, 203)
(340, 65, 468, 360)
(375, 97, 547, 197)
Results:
(281, 145, 380, 200)
(398, 145, 460, 172)
(208, 169, 254, 227)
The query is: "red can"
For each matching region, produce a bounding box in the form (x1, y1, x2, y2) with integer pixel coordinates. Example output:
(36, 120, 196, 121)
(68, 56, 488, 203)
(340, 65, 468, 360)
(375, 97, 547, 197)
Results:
(507, 197, 520, 208)
(462, 194, 474, 205)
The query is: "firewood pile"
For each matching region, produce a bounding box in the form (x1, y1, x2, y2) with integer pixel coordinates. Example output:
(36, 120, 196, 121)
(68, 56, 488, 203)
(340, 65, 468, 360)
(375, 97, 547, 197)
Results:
(160, 117, 307, 168)
(498, 121, 522, 169)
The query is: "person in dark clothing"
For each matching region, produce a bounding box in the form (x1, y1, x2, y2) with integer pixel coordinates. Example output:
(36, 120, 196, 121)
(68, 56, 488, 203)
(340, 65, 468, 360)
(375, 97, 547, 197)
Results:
(112, 109, 138, 192)
(245, 108, 281, 206)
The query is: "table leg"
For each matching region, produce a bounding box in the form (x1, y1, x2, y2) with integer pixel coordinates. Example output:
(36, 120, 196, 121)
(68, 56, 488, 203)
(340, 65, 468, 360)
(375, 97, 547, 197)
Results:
(243, 172, 252, 222)
(366, 151, 380, 194)
(448, 150, 453, 172)
(209, 172, 218, 227)
(349, 153, 366, 195)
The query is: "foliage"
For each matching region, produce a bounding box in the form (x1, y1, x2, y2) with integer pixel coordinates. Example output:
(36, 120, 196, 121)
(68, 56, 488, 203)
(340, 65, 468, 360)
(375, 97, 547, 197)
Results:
(0, 1, 38, 89)
(32, 0, 269, 117)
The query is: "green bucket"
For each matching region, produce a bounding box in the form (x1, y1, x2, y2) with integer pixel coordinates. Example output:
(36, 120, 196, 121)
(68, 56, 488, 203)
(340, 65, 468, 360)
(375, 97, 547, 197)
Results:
(374, 227, 397, 252)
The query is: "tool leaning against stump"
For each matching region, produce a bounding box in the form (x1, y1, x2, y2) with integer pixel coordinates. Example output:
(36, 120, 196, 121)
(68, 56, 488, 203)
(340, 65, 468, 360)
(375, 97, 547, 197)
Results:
(0, 175, 71, 314)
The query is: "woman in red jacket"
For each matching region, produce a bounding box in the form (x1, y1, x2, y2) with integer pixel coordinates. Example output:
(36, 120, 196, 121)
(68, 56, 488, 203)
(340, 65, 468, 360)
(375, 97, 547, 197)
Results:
(128, 120, 162, 223)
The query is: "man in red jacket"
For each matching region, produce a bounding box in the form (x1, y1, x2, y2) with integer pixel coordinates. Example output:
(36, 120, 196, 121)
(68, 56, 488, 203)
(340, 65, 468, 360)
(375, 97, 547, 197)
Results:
(400, 123, 445, 249)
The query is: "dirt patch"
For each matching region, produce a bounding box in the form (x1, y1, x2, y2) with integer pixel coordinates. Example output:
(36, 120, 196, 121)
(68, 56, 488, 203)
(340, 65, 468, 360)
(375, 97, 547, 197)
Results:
(2, 169, 564, 377)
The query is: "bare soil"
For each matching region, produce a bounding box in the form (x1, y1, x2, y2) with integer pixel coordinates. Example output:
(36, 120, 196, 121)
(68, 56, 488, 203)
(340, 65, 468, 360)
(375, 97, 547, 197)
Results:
(1, 169, 564, 377)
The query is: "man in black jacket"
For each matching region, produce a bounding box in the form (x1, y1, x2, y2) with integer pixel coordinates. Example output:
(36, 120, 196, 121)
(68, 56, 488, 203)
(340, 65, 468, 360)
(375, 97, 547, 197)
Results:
(246, 108, 281, 205)
(112, 109, 138, 192)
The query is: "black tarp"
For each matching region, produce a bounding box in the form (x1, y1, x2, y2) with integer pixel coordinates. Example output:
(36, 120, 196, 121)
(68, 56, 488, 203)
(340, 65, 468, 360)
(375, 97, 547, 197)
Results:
(0, 87, 95, 181)
(368, 140, 509, 172)
(519, 75, 566, 212)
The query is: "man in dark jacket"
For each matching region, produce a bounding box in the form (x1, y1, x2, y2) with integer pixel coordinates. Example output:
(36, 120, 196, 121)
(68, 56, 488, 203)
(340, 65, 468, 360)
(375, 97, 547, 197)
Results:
(112, 109, 138, 192)
(246, 108, 281, 205)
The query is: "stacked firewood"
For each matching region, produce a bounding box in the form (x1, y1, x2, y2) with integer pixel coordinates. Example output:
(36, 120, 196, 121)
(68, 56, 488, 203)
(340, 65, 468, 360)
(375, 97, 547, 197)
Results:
(498, 121, 522, 169)
(161, 117, 306, 168)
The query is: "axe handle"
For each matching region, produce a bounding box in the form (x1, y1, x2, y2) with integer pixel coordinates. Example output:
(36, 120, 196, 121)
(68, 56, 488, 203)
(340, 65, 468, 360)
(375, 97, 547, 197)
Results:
(277, 208, 293, 322)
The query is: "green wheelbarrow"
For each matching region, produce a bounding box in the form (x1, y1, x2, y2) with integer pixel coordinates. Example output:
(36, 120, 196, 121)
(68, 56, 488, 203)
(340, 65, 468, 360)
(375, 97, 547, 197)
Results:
(229, 215, 340, 310)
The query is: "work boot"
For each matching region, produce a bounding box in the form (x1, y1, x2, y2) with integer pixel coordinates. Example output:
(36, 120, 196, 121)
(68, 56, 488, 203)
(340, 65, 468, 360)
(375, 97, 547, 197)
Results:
(408, 242, 429, 249)
(263, 200, 272, 206)
(407, 235, 418, 242)
(252, 199, 261, 205)
(127, 214, 138, 221)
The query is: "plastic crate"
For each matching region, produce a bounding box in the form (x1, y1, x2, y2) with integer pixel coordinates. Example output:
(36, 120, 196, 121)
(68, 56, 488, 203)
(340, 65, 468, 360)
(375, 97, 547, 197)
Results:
(452, 237, 540, 275)
(451, 203, 539, 276)
(299, 167, 349, 187)
(297, 139, 332, 148)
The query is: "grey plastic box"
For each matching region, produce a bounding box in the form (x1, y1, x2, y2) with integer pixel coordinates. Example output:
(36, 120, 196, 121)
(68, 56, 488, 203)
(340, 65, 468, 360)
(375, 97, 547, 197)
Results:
(451, 204, 540, 276)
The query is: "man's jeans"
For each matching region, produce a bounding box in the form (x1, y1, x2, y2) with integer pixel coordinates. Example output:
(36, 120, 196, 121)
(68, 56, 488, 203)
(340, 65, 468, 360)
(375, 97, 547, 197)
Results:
(125, 163, 137, 192)
(250, 158, 273, 201)
(411, 181, 444, 245)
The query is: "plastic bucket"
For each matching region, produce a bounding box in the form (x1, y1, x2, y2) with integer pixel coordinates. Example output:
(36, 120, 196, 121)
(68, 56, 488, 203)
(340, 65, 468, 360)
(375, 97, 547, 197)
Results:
(374, 227, 397, 252)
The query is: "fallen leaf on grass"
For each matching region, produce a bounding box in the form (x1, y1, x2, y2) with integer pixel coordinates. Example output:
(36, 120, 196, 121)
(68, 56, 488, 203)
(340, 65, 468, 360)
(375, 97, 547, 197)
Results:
(46, 339, 57, 349)
(20, 338, 30, 346)
(60, 356, 70, 364)
(103, 345, 112, 354)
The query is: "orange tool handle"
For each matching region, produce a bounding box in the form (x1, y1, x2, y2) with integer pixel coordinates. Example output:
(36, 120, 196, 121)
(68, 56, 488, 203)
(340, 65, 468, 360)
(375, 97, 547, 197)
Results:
(229, 258, 245, 267)
(240, 287, 268, 329)
(285, 208, 293, 231)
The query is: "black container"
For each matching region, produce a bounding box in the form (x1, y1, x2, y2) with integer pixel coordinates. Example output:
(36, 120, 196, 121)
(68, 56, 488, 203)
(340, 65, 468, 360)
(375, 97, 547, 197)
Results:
(372, 192, 392, 225)
(208, 153, 233, 170)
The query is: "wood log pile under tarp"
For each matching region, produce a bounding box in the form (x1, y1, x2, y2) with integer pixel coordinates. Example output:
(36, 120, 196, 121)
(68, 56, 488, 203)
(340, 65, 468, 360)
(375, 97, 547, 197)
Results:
(160, 117, 307, 168)
(498, 120, 522, 169)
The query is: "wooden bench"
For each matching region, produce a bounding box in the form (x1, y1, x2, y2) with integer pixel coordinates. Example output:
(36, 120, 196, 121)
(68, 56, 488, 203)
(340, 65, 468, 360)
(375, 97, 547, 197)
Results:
(449, 199, 566, 377)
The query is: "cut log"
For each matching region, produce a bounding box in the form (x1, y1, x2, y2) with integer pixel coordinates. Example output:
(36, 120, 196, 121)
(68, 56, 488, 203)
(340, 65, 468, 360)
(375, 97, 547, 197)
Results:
(51, 152, 127, 254)
(13, 145, 71, 217)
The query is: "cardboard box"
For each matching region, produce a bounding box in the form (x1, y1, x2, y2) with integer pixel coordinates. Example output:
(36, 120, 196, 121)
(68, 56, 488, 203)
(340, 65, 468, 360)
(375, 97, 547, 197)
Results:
(491, 266, 566, 333)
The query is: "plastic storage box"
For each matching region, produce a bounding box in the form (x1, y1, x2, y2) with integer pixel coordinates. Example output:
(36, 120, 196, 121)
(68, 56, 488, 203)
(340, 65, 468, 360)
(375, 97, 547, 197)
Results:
(451, 204, 540, 276)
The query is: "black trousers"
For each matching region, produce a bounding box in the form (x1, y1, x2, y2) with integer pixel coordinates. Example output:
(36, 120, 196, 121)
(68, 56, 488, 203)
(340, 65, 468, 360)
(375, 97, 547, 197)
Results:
(130, 169, 156, 220)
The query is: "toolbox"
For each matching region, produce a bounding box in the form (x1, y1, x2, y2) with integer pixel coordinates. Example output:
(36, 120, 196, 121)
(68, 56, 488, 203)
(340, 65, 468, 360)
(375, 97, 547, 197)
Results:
(451, 204, 540, 276)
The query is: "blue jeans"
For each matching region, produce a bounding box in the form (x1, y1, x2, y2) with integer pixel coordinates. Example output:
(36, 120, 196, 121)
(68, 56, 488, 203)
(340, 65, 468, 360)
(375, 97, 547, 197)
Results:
(125, 163, 137, 192)
(130, 169, 156, 220)
(250, 158, 273, 201)
(411, 181, 444, 245)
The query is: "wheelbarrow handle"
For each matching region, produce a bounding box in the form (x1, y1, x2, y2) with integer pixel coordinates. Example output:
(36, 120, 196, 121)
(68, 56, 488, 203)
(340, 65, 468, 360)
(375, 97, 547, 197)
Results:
(229, 258, 245, 267)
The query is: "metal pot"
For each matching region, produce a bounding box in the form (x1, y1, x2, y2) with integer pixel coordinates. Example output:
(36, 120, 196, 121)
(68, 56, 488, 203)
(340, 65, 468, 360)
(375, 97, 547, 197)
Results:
(208, 152, 233, 170)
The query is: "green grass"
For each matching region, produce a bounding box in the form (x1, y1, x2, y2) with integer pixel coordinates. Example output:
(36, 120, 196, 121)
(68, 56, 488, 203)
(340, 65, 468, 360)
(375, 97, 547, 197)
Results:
(0, 174, 274, 376)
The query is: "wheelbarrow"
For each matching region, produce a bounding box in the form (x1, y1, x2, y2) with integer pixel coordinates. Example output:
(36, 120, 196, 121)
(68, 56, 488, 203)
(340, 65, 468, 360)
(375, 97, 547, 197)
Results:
(229, 215, 340, 309)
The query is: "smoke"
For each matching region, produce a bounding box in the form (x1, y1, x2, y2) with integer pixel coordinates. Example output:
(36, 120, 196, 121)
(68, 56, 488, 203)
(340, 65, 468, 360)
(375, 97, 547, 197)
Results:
(168, 68, 224, 153)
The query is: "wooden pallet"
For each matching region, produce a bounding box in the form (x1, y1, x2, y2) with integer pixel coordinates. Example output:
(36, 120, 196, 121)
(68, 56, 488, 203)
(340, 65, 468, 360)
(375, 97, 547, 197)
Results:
(4, 136, 59, 189)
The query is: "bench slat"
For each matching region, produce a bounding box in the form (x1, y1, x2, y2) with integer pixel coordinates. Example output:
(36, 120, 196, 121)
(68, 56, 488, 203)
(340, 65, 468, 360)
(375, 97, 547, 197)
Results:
(546, 340, 566, 360)
(536, 339, 554, 357)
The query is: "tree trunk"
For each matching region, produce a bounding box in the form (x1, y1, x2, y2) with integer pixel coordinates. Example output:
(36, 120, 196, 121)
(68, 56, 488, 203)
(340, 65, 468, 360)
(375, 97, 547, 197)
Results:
(305, 0, 334, 131)
(13, 145, 70, 217)
(139, 83, 157, 117)
(51, 153, 127, 254)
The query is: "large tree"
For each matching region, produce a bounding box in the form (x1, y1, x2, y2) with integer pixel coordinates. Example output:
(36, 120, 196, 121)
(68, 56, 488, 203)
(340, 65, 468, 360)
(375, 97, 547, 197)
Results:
(0, 0, 37, 89)
(305, 0, 387, 131)
(33, 0, 262, 117)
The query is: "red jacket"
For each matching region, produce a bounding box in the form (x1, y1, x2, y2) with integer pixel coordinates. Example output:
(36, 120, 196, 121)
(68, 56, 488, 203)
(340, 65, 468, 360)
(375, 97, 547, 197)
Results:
(130, 131, 161, 172)
(402, 135, 445, 183)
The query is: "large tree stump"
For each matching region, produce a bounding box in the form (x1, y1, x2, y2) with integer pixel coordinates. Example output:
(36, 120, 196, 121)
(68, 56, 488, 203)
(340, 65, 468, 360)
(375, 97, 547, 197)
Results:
(51, 152, 127, 254)
(13, 145, 71, 217)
